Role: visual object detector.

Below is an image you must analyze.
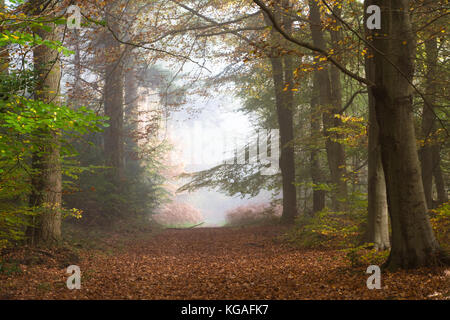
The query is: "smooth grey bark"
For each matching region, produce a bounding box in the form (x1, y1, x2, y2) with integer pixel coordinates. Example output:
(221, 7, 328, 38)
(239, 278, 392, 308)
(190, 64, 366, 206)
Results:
(364, 11, 390, 251)
(366, 58, 390, 251)
(308, 0, 348, 211)
(367, 0, 445, 269)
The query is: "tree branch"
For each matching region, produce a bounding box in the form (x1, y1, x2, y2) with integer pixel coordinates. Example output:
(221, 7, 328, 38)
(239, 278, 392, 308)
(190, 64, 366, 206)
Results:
(253, 0, 373, 86)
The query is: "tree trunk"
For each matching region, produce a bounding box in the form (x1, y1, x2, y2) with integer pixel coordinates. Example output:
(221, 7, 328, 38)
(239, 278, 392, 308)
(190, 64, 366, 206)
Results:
(432, 146, 448, 206)
(72, 29, 82, 106)
(310, 72, 326, 214)
(265, 4, 297, 224)
(420, 36, 438, 208)
(328, 11, 349, 209)
(308, 0, 347, 211)
(124, 62, 140, 166)
(28, 2, 62, 245)
(104, 3, 125, 184)
(364, 11, 390, 251)
(269, 54, 297, 224)
(366, 57, 390, 250)
(420, 31, 447, 208)
(367, 0, 445, 269)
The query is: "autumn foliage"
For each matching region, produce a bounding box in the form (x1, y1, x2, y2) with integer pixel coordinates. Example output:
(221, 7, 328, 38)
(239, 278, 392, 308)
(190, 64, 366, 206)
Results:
(1, 226, 448, 299)
(225, 203, 282, 226)
(430, 201, 450, 252)
(151, 202, 204, 227)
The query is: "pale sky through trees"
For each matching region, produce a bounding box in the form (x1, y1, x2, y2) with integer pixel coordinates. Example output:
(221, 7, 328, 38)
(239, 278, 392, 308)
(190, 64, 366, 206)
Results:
(165, 93, 275, 226)
(144, 55, 277, 226)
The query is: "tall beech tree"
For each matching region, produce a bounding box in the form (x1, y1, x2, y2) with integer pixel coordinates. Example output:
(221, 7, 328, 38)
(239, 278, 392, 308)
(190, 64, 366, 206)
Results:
(367, 0, 445, 268)
(308, 0, 348, 211)
(364, 4, 389, 251)
(265, 2, 297, 224)
(28, 0, 63, 245)
(365, 55, 390, 251)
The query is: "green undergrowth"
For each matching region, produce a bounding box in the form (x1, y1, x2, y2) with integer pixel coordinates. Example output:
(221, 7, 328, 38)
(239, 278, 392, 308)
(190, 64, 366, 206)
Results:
(283, 206, 389, 267)
(284, 201, 450, 267)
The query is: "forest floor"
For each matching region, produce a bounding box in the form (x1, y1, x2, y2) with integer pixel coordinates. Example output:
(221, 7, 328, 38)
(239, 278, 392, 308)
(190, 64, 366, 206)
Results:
(0, 225, 448, 299)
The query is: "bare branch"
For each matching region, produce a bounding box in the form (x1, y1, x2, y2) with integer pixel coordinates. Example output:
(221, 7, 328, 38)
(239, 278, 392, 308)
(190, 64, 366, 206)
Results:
(253, 0, 373, 86)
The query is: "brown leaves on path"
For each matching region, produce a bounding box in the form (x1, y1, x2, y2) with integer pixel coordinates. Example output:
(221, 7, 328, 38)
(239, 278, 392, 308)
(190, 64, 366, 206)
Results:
(0, 226, 448, 299)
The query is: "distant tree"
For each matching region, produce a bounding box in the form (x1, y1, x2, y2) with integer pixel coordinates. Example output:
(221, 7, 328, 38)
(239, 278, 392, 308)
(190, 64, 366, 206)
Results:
(264, 1, 297, 224)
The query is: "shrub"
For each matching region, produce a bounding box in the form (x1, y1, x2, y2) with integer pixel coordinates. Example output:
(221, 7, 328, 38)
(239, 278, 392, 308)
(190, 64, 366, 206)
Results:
(225, 202, 282, 226)
(151, 202, 204, 227)
(285, 208, 366, 249)
(342, 244, 389, 267)
(430, 201, 450, 252)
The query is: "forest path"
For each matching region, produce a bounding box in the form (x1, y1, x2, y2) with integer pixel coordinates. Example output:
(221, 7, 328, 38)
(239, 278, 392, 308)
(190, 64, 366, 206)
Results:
(0, 225, 448, 299)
